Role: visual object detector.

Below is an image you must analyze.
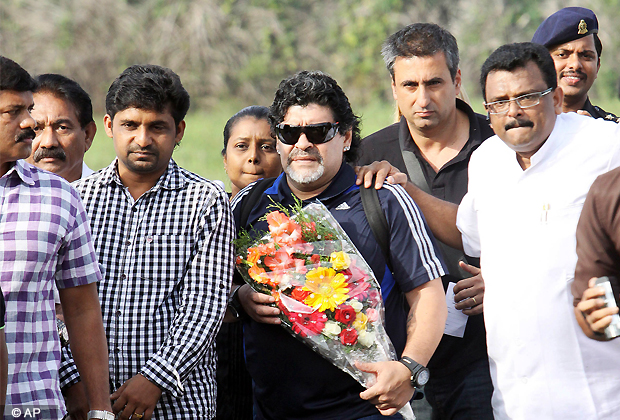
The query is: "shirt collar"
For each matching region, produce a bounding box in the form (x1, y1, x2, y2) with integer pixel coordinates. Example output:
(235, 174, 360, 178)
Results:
(399, 98, 488, 165)
(274, 162, 356, 204)
(100, 158, 188, 191)
(528, 115, 560, 168)
(4, 160, 36, 185)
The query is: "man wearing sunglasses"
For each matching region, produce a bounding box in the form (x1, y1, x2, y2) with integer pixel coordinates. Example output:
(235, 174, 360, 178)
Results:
(230, 70, 447, 419)
(358, 42, 620, 419)
(532, 7, 619, 123)
(358, 23, 495, 420)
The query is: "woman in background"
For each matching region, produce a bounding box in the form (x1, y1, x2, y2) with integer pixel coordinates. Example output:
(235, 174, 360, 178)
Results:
(222, 105, 281, 198)
(216, 105, 281, 420)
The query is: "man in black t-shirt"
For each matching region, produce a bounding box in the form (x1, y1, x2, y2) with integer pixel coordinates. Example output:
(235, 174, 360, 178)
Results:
(358, 23, 494, 419)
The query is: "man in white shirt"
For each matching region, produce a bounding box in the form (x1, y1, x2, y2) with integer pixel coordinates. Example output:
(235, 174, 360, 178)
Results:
(26, 73, 96, 182)
(357, 42, 620, 419)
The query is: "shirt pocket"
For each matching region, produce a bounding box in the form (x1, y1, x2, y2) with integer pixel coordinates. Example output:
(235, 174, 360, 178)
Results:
(133, 234, 191, 312)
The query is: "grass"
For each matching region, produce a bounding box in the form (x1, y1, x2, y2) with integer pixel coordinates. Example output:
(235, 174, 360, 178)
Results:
(85, 95, 620, 190)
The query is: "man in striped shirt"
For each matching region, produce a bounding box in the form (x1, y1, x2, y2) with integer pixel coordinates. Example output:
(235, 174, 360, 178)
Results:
(60, 64, 234, 420)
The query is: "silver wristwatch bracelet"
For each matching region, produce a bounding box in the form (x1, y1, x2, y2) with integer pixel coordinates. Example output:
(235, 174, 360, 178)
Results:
(87, 410, 115, 420)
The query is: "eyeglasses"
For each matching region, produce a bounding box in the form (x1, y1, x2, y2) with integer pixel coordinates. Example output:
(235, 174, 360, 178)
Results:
(484, 87, 554, 114)
(275, 122, 339, 145)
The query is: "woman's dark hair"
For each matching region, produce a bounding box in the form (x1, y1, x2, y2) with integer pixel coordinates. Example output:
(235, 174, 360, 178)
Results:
(222, 105, 270, 156)
(269, 70, 361, 164)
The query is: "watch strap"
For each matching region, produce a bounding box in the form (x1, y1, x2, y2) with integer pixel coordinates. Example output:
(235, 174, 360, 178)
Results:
(398, 356, 428, 387)
(87, 410, 115, 420)
(228, 284, 246, 320)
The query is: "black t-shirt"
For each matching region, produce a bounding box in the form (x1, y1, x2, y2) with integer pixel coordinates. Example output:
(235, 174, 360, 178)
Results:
(358, 99, 494, 375)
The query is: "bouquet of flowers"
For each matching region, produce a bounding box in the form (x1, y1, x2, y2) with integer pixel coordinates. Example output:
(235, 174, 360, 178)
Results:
(235, 201, 415, 420)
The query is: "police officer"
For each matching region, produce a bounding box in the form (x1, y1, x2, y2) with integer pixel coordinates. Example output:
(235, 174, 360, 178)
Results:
(532, 7, 619, 123)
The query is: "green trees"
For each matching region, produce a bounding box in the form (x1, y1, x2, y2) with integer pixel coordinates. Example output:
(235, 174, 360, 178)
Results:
(1, 0, 617, 111)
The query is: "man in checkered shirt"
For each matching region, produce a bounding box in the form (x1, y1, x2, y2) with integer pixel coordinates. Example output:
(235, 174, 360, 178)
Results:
(60, 64, 234, 420)
(0, 57, 112, 418)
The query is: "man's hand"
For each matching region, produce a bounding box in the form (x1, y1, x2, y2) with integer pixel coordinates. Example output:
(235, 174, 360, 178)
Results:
(453, 262, 484, 316)
(576, 277, 619, 341)
(111, 374, 162, 420)
(355, 161, 408, 189)
(63, 382, 89, 420)
(238, 284, 281, 324)
(357, 360, 414, 416)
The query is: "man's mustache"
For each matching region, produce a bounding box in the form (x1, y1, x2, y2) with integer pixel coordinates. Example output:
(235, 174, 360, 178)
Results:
(16, 128, 35, 143)
(287, 148, 323, 165)
(505, 118, 534, 131)
(33, 146, 66, 162)
(560, 69, 586, 79)
(128, 145, 157, 155)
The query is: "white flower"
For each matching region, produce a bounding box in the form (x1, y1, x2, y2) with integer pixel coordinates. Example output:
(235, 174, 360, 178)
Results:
(323, 320, 342, 337)
(350, 299, 363, 313)
(358, 330, 376, 347)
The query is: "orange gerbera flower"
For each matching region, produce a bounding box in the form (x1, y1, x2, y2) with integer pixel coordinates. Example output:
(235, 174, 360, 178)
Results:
(303, 267, 349, 312)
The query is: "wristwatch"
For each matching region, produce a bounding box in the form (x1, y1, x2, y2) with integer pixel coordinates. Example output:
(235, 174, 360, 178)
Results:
(398, 356, 430, 388)
(228, 284, 245, 320)
(87, 410, 115, 420)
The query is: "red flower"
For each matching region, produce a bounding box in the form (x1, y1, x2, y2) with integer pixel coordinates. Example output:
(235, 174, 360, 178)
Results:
(291, 286, 311, 302)
(334, 305, 356, 326)
(310, 254, 321, 265)
(340, 327, 358, 346)
(290, 311, 328, 337)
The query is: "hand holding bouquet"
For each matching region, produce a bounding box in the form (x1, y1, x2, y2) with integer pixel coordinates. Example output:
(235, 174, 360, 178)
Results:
(235, 201, 415, 419)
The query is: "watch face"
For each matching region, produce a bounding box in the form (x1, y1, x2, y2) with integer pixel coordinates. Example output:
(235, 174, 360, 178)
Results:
(417, 369, 430, 386)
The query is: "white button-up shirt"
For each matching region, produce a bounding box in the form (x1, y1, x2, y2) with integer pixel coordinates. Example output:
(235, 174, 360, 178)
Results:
(457, 112, 620, 420)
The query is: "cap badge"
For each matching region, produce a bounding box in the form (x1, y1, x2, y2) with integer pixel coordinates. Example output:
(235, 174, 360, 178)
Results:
(578, 19, 588, 35)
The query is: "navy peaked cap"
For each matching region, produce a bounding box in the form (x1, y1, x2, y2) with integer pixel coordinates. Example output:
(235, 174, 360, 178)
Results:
(532, 7, 598, 48)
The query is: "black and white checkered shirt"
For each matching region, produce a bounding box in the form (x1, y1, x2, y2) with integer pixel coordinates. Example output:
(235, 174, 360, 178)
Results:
(60, 159, 234, 419)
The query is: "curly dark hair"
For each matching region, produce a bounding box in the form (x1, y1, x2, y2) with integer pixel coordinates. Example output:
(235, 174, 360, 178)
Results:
(269, 70, 361, 164)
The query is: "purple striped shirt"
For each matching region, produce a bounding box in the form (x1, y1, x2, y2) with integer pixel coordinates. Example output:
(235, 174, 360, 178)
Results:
(0, 160, 101, 418)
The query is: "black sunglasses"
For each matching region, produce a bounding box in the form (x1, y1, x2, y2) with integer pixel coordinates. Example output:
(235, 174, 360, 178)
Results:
(275, 122, 340, 145)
